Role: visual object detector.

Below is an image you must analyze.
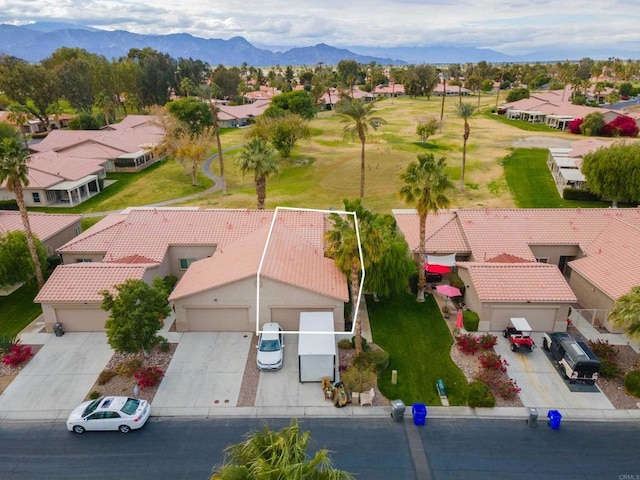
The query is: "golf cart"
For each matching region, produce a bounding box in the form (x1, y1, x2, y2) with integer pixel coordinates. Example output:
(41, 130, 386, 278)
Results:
(503, 317, 535, 352)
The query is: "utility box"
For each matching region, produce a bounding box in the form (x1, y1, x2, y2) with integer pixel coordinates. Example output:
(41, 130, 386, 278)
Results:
(391, 399, 406, 422)
(298, 312, 336, 383)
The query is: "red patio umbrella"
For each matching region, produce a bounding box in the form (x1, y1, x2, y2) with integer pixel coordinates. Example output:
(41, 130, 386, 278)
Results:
(455, 309, 464, 329)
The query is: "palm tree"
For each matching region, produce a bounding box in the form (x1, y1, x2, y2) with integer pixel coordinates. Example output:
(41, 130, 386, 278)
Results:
(336, 97, 386, 199)
(607, 286, 640, 342)
(94, 93, 115, 128)
(325, 199, 384, 355)
(456, 102, 476, 192)
(0, 138, 45, 289)
(197, 83, 227, 195)
(399, 153, 454, 302)
(7, 104, 31, 147)
(211, 419, 354, 479)
(236, 139, 278, 210)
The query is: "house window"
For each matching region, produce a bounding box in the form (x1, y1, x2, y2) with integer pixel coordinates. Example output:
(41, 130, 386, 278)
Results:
(46, 191, 56, 201)
(76, 258, 92, 263)
(179, 258, 196, 270)
(32, 192, 41, 203)
(74, 226, 82, 235)
(536, 257, 549, 263)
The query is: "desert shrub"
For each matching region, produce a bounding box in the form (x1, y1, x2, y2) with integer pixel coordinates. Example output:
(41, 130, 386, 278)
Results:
(134, 367, 164, 389)
(353, 348, 389, 373)
(163, 275, 178, 293)
(97, 369, 117, 385)
(463, 311, 479, 331)
(0, 334, 20, 354)
(478, 352, 508, 373)
(624, 371, 640, 398)
(158, 337, 170, 352)
(338, 338, 353, 349)
(599, 360, 622, 378)
(89, 390, 101, 400)
(467, 381, 496, 407)
(340, 365, 377, 393)
(457, 333, 481, 355)
(506, 87, 530, 103)
(115, 358, 143, 377)
(351, 336, 370, 351)
(2, 345, 32, 367)
(479, 333, 497, 350)
(580, 112, 605, 136)
(588, 339, 619, 362)
(0, 199, 18, 210)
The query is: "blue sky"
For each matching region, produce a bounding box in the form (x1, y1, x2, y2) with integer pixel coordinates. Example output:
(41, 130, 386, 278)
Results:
(1, 0, 640, 56)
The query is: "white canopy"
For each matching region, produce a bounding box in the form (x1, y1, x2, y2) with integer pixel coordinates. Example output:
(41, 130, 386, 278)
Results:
(425, 253, 457, 267)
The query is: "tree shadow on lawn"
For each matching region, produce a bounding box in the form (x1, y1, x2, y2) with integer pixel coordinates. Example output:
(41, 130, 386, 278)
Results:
(367, 292, 468, 406)
(413, 142, 451, 151)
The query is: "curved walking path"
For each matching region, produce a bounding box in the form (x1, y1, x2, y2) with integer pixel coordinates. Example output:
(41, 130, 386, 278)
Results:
(83, 145, 242, 218)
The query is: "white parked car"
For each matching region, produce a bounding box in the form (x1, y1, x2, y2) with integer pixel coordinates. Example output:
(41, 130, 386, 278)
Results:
(67, 396, 150, 434)
(257, 322, 284, 371)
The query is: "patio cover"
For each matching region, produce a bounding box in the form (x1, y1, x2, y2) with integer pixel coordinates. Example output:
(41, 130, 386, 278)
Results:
(426, 253, 456, 267)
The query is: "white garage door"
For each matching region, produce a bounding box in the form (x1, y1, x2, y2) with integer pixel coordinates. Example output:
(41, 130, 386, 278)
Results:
(185, 307, 251, 331)
(270, 307, 333, 331)
(490, 307, 557, 332)
(55, 308, 106, 331)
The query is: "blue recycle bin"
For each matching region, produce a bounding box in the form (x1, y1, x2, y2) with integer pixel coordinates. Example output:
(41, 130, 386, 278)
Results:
(412, 403, 427, 426)
(547, 409, 562, 430)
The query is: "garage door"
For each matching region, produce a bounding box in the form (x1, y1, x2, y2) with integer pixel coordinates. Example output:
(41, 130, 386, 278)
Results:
(55, 308, 107, 331)
(270, 308, 333, 331)
(185, 307, 251, 331)
(490, 307, 557, 332)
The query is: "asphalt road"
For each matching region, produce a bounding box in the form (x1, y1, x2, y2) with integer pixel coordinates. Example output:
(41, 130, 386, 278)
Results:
(2, 417, 640, 479)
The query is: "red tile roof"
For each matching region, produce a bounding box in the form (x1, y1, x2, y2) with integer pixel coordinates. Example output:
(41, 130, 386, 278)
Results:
(458, 262, 577, 302)
(0, 210, 81, 241)
(391, 209, 469, 254)
(34, 263, 154, 303)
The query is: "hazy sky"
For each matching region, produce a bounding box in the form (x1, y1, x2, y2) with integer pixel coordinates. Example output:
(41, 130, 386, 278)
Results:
(2, 0, 640, 55)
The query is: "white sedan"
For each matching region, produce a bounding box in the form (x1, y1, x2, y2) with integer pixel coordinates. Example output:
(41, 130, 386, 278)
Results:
(67, 396, 150, 434)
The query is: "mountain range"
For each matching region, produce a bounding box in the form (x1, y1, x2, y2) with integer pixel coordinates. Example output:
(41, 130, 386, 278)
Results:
(0, 22, 522, 66)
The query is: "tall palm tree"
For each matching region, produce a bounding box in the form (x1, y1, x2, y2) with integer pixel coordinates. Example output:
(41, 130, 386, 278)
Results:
(336, 97, 386, 199)
(197, 83, 227, 194)
(325, 199, 384, 355)
(399, 153, 454, 302)
(0, 138, 45, 289)
(94, 93, 115, 128)
(211, 419, 354, 479)
(7, 104, 31, 147)
(236, 139, 278, 210)
(456, 102, 476, 192)
(607, 286, 640, 342)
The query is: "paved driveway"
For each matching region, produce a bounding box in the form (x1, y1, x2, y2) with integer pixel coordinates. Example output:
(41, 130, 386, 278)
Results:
(495, 332, 614, 410)
(0, 333, 113, 420)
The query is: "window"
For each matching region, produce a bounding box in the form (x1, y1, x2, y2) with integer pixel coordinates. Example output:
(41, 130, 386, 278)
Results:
(75, 226, 82, 235)
(76, 258, 92, 263)
(179, 258, 196, 270)
(32, 192, 41, 203)
(536, 258, 548, 263)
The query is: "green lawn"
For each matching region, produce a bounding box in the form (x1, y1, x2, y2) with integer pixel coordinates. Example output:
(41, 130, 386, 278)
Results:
(483, 110, 558, 133)
(367, 293, 468, 406)
(0, 280, 42, 337)
(503, 148, 610, 208)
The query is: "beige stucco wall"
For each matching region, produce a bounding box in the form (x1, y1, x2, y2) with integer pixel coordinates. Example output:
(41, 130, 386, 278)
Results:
(46, 221, 82, 255)
(167, 245, 217, 277)
(567, 270, 620, 332)
(42, 302, 107, 332)
(61, 253, 106, 264)
(0, 188, 54, 207)
(173, 276, 345, 332)
(528, 244, 582, 267)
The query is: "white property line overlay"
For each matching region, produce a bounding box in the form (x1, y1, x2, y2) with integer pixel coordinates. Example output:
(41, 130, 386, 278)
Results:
(255, 206, 364, 335)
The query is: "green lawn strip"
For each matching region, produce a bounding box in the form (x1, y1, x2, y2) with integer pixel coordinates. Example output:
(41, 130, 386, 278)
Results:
(483, 110, 558, 132)
(503, 148, 611, 208)
(0, 280, 42, 337)
(367, 293, 468, 406)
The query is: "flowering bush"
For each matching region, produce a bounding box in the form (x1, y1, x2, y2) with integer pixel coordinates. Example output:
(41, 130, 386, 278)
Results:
(568, 118, 583, 134)
(456, 334, 480, 355)
(602, 115, 639, 137)
(497, 378, 521, 400)
(134, 367, 164, 389)
(478, 352, 508, 373)
(479, 333, 497, 350)
(2, 344, 33, 367)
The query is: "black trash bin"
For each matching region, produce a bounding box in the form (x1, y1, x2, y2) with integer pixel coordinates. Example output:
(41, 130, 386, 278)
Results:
(53, 322, 64, 337)
(391, 399, 405, 422)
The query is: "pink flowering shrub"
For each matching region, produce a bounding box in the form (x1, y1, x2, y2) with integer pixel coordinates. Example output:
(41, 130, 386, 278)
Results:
(568, 118, 583, 134)
(478, 352, 508, 373)
(134, 367, 164, 389)
(2, 345, 33, 367)
(602, 115, 639, 137)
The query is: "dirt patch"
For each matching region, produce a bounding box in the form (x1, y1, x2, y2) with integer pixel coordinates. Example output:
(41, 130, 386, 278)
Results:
(85, 344, 177, 403)
(510, 135, 573, 149)
(236, 333, 259, 407)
